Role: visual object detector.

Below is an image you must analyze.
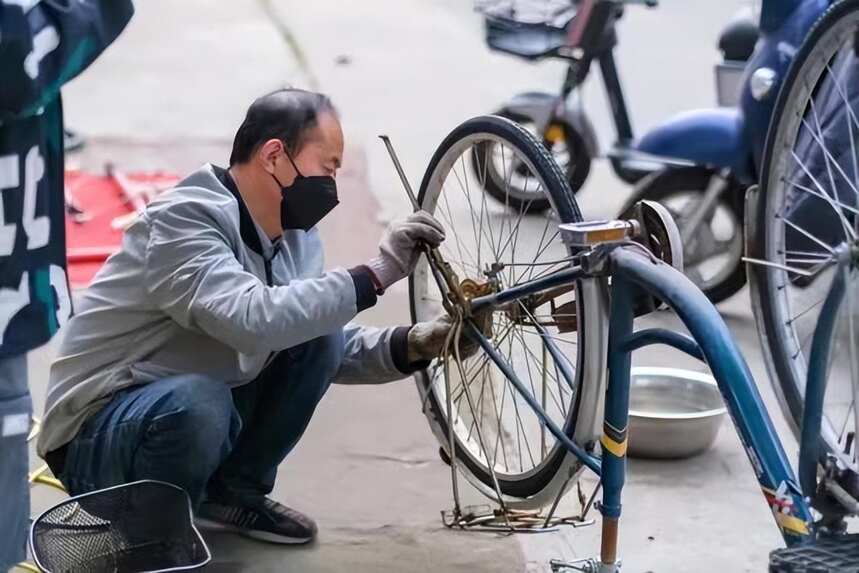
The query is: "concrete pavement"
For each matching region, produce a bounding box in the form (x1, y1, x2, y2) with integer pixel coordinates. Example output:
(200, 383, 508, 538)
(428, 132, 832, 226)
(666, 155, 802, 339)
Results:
(25, 1, 797, 571)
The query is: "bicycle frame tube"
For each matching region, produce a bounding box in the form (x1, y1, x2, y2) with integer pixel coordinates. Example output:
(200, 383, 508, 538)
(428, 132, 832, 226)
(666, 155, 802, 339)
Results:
(598, 51, 634, 145)
(608, 247, 813, 546)
(469, 266, 584, 313)
(799, 250, 849, 499)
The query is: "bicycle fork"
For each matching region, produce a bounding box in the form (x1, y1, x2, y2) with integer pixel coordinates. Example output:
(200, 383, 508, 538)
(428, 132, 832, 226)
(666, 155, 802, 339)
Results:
(589, 246, 817, 572)
(608, 248, 815, 549)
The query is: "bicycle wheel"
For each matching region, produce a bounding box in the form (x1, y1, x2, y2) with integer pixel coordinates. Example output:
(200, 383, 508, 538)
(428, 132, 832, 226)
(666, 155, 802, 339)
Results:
(751, 0, 859, 474)
(409, 115, 601, 505)
(470, 109, 592, 213)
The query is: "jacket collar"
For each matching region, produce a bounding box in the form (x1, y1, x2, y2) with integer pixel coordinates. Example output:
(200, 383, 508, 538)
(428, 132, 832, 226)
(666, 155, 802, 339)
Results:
(212, 165, 277, 258)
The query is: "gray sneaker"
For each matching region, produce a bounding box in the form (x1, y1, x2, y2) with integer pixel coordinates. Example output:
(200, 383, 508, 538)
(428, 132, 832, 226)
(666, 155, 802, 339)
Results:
(196, 497, 317, 544)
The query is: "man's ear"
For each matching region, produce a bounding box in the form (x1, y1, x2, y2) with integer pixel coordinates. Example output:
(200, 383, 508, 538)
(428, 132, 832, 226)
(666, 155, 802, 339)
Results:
(257, 139, 284, 173)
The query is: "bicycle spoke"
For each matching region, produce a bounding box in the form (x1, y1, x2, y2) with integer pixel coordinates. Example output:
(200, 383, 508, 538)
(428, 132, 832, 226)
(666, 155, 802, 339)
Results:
(784, 177, 859, 217)
(490, 363, 511, 473)
(505, 319, 535, 472)
(786, 297, 826, 327)
(509, 325, 567, 415)
(513, 323, 568, 409)
(517, 326, 580, 348)
(778, 212, 838, 255)
(781, 248, 835, 259)
(790, 149, 856, 241)
(454, 159, 499, 264)
(527, 257, 571, 282)
(499, 143, 514, 261)
(823, 59, 859, 190)
(553, 350, 569, 414)
(500, 195, 533, 285)
(507, 176, 528, 289)
(479, 156, 502, 263)
(793, 320, 820, 361)
(448, 320, 516, 405)
(438, 181, 480, 272)
(806, 88, 859, 200)
(526, 230, 563, 282)
(465, 358, 492, 445)
(515, 216, 554, 285)
(456, 154, 492, 270)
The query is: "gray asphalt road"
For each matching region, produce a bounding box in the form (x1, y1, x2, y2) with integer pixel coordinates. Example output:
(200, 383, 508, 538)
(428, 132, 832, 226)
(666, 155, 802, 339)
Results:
(25, 1, 796, 572)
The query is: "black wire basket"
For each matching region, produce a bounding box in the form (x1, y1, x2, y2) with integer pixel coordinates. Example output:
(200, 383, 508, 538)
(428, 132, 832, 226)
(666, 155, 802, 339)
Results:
(29, 480, 211, 573)
(477, 1, 578, 59)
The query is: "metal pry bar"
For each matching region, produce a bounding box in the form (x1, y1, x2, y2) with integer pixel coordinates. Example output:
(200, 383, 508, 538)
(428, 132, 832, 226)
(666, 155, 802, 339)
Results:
(378, 135, 421, 212)
(377, 134, 467, 315)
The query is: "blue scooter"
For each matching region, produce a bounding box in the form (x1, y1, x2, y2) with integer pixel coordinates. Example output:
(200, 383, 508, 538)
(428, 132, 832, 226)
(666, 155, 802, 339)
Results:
(477, 0, 829, 303)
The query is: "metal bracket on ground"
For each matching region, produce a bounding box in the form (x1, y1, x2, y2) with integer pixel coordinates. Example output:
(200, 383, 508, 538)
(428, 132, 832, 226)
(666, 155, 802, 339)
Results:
(440, 472, 600, 534)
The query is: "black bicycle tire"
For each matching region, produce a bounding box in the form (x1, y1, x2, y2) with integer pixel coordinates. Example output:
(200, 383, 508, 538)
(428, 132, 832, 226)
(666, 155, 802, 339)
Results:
(409, 114, 586, 498)
(753, 0, 859, 449)
(471, 109, 592, 214)
(619, 167, 747, 304)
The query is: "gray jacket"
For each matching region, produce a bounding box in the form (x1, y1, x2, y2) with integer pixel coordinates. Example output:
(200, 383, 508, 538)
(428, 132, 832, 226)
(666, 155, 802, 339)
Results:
(37, 164, 415, 457)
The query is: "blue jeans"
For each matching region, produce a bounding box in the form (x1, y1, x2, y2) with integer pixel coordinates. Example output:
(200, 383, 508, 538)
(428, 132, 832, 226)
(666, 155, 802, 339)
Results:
(0, 355, 30, 572)
(54, 330, 345, 508)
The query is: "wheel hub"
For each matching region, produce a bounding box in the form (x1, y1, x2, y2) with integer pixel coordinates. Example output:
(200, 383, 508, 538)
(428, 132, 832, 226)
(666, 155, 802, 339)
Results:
(459, 278, 496, 300)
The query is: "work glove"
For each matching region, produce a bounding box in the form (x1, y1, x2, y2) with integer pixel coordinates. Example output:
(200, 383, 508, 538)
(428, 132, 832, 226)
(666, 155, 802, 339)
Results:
(367, 211, 445, 290)
(407, 311, 493, 363)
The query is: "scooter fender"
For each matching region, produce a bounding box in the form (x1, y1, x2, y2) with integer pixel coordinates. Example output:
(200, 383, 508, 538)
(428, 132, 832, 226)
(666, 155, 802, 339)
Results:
(635, 107, 751, 177)
(500, 91, 600, 159)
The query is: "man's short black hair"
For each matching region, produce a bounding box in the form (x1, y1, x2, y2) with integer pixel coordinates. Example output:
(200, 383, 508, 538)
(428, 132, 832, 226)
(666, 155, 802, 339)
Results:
(229, 88, 337, 166)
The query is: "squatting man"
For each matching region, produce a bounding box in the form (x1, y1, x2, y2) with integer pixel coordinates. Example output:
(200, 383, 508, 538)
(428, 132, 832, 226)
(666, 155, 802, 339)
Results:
(38, 88, 479, 544)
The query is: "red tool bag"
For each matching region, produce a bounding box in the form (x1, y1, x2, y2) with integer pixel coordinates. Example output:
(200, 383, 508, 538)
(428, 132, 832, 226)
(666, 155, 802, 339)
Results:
(64, 168, 179, 288)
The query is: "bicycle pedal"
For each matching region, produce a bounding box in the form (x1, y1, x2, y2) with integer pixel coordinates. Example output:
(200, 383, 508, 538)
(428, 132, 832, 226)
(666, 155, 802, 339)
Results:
(769, 534, 859, 572)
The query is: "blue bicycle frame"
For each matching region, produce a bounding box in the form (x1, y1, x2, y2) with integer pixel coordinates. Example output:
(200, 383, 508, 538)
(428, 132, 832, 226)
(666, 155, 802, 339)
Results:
(465, 238, 817, 570)
(601, 248, 813, 542)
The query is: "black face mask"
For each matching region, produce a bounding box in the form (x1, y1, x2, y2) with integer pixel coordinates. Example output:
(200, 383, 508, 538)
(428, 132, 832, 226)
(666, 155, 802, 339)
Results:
(271, 151, 339, 231)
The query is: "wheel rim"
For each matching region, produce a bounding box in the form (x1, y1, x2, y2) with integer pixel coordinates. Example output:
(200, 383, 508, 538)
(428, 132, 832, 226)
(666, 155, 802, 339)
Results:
(477, 120, 571, 202)
(413, 130, 583, 483)
(661, 189, 743, 293)
(759, 11, 859, 472)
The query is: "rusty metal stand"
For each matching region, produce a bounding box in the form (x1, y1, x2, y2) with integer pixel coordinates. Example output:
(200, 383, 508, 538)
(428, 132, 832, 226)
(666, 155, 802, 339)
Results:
(435, 296, 600, 535)
(439, 404, 600, 535)
(440, 476, 598, 533)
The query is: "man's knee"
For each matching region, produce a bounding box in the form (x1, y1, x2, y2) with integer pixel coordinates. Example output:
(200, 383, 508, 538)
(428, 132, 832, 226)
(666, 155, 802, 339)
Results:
(270, 330, 343, 402)
(305, 329, 345, 378)
(146, 376, 238, 463)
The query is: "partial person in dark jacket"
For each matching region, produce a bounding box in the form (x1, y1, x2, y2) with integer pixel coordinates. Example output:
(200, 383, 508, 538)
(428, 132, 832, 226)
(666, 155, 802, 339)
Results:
(40, 88, 472, 545)
(0, 1, 133, 569)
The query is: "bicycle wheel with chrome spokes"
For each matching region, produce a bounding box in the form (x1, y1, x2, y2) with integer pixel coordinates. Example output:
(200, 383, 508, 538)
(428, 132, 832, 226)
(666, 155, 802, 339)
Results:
(750, 0, 859, 480)
(409, 115, 602, 506)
